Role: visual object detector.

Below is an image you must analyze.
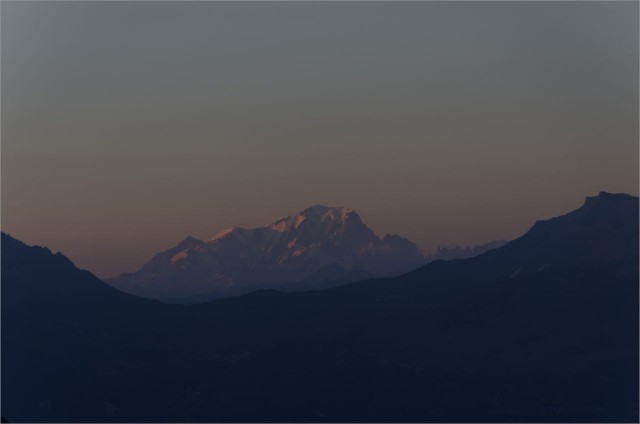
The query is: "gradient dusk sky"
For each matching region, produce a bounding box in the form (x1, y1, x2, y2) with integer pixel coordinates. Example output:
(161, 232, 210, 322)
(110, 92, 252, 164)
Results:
(2, 1, 638, 278)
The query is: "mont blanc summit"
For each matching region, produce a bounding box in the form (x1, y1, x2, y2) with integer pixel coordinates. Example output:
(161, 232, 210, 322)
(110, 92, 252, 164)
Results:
(107, 205, 425, 301)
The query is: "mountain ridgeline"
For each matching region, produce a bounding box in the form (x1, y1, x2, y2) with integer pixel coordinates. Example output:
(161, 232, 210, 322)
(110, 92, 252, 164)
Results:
(425, 239, 508, 262)
(2, 192, 638, 422)
(108, 205, 425, 301)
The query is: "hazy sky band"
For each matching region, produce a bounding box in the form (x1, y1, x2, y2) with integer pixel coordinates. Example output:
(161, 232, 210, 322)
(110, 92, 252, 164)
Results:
(1, 2, 638, 278)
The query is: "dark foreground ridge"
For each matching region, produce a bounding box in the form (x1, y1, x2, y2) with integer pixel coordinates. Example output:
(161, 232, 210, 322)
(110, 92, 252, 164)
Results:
(2, 192, 638, 422)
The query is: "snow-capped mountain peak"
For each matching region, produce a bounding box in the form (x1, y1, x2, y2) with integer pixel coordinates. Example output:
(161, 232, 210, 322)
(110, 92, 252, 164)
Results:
(267, 205, 357, 232)
(108, 205, 425, 301)
(208, 227, 239, 241)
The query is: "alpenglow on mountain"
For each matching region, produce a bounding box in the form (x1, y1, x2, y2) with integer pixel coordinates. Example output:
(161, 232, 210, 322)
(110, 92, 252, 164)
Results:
(108, 205, 425, 301)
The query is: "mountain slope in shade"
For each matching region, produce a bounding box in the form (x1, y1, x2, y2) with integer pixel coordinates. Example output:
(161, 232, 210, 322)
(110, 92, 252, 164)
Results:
(2, 192, 638, 422)
(107, 205, 425, 300)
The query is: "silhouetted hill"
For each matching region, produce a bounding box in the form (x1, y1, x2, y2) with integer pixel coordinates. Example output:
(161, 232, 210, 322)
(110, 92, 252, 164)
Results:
(2, 192, 638, 422)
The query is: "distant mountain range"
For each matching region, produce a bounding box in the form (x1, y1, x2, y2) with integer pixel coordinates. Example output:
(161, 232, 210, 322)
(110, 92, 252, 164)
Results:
(426, 239, 508, 262)
(2, 192, 638, 422)
(107, 205, 425, 301)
